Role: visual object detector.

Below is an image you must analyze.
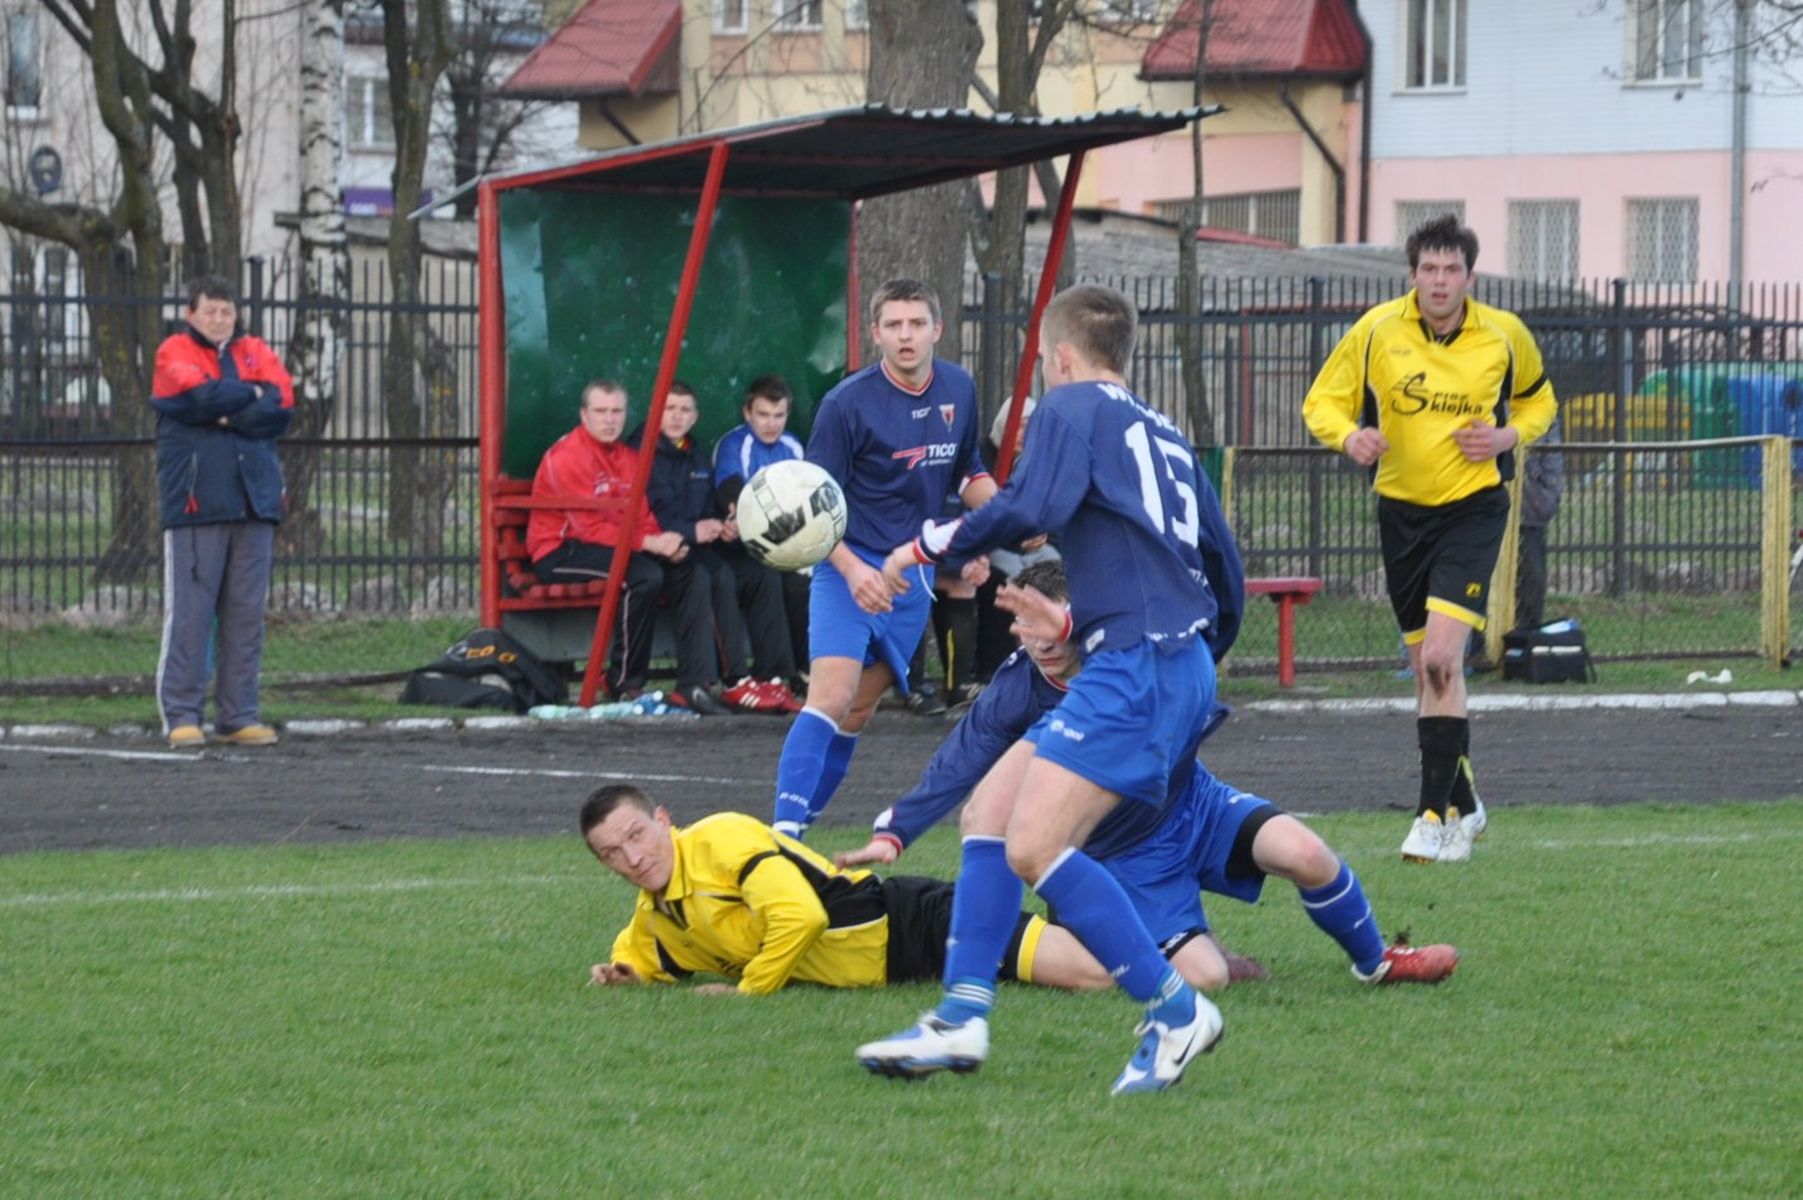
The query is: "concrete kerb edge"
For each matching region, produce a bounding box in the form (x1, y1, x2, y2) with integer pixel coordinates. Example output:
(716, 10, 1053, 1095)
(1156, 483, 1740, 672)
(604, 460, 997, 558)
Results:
(1241, 690, 1803, 717)
(5, 690, 1799, 742)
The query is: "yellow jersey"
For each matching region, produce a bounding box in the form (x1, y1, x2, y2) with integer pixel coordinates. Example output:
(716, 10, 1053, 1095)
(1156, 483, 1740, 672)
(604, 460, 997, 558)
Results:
(1302, 291, 1558, 507)
(607, 812, 891, 995)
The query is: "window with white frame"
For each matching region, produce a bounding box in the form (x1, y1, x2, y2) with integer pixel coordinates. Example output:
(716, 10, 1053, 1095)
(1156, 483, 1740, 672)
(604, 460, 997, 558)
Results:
(1625, 197, 1698, 283)
(773, 0, 824, 30)
(1508, 200, 1580, 282)
(1632, 0, 1702, 82)
(346, 76, 394, 151)
(5, 6, 42, 114)
(714, 0, 748, 34)
(1395, 200, 1466, 244)
(844, 0, 868, 30)
(1402, 0, 1467, 90)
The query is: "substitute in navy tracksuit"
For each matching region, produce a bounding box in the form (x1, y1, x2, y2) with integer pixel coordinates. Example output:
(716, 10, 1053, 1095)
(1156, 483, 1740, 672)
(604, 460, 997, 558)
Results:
(150, 275, 294, 744)
(637, 383, 795, 688)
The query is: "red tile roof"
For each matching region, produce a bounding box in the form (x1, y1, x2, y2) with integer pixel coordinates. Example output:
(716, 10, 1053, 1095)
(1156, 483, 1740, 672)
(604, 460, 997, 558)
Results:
(1142, 0, 1367, 83)
(499, 0, 680, 99)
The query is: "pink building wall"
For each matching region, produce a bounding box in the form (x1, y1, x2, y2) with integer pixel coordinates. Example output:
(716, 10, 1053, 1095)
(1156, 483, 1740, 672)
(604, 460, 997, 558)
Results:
(1372, 150, 1803, 285)
(986, 132, 1308, 216)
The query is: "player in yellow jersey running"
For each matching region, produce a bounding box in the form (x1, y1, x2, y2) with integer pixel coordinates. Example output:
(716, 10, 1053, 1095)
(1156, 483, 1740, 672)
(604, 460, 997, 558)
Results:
(1303, 215, 1557, 864)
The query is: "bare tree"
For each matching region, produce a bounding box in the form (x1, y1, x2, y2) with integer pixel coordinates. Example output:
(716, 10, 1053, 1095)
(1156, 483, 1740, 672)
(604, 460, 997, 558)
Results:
(373, 0, 458, 555)
(440, 0, 557, 219)
(969, 0, 1075, 300)
(862, 0, 984, 362)
(41, 0, 250, 279)
(1, 0, 175, 581)
(283, 0, 354, 557)
(1174, 0, 1214, 445)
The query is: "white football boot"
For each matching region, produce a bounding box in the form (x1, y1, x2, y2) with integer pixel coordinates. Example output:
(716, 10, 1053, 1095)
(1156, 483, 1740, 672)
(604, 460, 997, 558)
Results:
(856, 1014, 989, 1079)
(1399, 810, 1446, 863)
(1110, 991, 1224, 1096)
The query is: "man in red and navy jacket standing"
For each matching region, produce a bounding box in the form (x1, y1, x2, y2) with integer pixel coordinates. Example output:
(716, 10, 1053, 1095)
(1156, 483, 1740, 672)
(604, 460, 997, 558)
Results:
(151, 275, 294, 749)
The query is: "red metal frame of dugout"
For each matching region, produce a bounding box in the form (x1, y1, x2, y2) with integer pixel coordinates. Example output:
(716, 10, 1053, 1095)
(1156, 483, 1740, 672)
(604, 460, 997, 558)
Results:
(476, 109, 1202, 707)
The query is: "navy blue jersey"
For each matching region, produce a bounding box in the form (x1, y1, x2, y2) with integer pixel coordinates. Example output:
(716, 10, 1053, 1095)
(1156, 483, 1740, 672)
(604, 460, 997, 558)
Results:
(806, 359, 989, 560)
(916, 380, 1243, 656)
(711, 424, 805, 509)
(872, 649, 1231, 859)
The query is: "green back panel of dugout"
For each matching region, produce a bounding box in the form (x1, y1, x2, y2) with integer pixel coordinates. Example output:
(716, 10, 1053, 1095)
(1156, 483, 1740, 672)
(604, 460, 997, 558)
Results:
(499, 189, 851, 479)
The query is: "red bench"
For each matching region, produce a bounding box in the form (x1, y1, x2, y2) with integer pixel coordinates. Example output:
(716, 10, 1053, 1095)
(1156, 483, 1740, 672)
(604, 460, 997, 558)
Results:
(487, 477, 625, 612)
(1245, 576, 1322, 688)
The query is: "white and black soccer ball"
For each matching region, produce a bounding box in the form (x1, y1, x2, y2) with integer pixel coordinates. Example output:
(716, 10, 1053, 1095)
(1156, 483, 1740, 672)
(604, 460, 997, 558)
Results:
(736, 460, 848, 572)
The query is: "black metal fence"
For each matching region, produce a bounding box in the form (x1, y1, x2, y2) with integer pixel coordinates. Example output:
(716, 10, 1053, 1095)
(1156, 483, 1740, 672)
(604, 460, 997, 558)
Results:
(3, 259, 1801, 685)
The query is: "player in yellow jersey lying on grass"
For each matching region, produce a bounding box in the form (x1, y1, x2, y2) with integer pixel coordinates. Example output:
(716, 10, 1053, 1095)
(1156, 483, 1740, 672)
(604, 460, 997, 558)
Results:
(580, 783, 1113, 996)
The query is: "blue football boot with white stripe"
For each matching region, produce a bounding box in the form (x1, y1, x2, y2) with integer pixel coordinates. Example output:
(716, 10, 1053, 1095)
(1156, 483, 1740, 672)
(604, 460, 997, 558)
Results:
(856, 1014, 989, 1079)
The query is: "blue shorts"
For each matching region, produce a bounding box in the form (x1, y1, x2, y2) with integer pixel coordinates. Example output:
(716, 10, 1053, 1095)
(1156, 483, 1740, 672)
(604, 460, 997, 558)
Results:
(808, 551, 935, 694)
(1099, 767, 1275, 943)
(1024, 636, 1216, 806)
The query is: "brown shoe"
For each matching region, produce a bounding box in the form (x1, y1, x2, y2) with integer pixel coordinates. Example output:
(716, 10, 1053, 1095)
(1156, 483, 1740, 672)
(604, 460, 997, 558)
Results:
(216, 723, 279, 746)
(167, 724, 206, 750)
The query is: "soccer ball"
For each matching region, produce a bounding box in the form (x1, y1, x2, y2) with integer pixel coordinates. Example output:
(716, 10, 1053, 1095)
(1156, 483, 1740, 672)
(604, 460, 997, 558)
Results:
(736, 460, 848, 572)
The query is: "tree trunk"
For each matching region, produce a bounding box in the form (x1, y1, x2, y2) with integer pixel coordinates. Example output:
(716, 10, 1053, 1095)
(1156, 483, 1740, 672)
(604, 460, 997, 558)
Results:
(862, 0, 982, 363)
(1176, 1, 1215, 447)
(283, 0, 353, 559)
(89, 0, 169, 582)
(379, 0, 454, 554)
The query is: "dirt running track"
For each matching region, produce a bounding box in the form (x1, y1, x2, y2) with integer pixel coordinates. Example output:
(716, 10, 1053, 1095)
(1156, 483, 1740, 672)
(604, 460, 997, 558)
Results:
(0, 702, 1795, 861)
(1, 704, 1799, 856)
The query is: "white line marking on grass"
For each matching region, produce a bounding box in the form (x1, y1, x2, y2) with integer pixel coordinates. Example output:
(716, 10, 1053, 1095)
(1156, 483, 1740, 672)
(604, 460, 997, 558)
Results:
(0, 743, 750, 786)
(1528, 830, 1803, 851)
(0, 872, 585, 910)
(1330, 828, 1803, 857)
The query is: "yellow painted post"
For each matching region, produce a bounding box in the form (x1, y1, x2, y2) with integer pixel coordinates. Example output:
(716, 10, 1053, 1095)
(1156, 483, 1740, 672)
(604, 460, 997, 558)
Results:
(1220, 446, 1236, 527)
(1759, 435, 1792, 667)
(1484, 456, 1526, 667)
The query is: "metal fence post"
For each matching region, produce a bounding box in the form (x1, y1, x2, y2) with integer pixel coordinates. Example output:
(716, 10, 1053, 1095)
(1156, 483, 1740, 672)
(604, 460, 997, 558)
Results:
(1610, 278, 1629, 598)
(245, 256, 266, 338)
(1306, 277, 1326, 580)
(979, 270, 1002, 427)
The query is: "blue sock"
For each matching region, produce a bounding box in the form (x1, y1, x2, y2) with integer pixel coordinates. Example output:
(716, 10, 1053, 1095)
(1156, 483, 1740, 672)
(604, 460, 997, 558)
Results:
(1033, 848, 1193, 1023)
(807, 731, 859, 823)
(1298, 860, 1386, 977)
(773, 708, 836, 835)
(933, 836, 1021, 1025)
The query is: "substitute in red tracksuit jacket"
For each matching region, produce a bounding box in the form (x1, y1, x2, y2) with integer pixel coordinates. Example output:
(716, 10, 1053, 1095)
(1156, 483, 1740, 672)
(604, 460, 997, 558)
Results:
(149, 277, 294, 749)
(527, 380, 722, 707)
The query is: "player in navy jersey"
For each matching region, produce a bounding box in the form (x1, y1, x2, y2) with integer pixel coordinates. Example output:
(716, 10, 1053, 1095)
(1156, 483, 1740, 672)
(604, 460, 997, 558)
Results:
(838, 560, 1459, 992)
(769, 279, 994, 840)
(858, 285, 1236, 1095)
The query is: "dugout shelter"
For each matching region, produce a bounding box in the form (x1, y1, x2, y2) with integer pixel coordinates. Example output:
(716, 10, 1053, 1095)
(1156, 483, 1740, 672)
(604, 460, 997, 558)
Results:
(477, 104, 1212, 705)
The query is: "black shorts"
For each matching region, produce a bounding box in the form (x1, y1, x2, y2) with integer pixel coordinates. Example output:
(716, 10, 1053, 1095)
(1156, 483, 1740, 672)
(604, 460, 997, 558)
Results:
(882, 875, 1032, 985)
(1377, 485, 1510, 639)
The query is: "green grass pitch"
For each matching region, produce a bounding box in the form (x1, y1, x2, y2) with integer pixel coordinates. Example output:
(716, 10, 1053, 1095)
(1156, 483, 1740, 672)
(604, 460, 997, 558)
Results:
(3, 803, 1800, 1199)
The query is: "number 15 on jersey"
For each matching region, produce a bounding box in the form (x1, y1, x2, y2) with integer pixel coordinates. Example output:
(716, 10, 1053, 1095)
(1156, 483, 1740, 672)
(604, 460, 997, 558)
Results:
(1124, 421, 1199, 544)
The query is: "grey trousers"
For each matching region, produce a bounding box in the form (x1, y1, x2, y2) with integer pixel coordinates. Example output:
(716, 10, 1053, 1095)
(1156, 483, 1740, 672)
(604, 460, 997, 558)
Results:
(156, 522, 276, 733)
